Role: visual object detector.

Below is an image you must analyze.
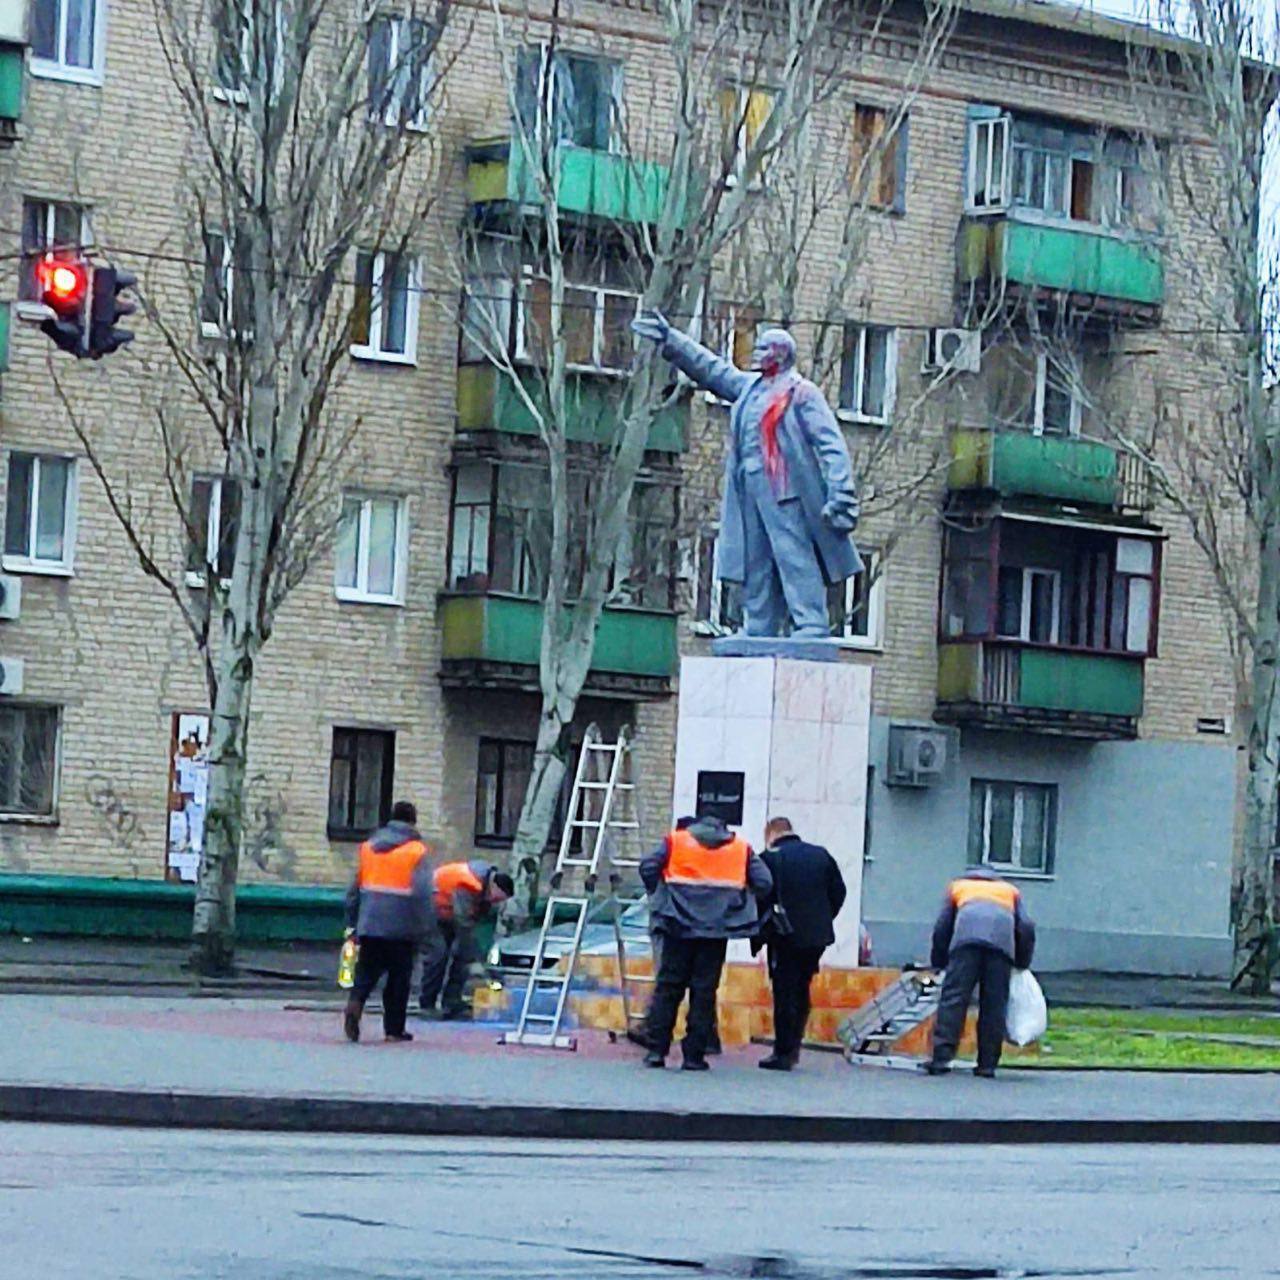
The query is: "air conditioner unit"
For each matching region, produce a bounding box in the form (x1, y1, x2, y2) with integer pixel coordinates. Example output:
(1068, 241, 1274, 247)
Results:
(0, 658, 24, 696)
(886, 723, 952, 788)
(0, 576, 19, 621)
(923, 328, 981, 374)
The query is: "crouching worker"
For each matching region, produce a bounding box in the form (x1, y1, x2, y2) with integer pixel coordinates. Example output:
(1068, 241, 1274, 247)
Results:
(927, 866, 1036, 1078)
(343, 801, 433, 1043)
(419, 860, 514, 1019)
(639, 813, 772, 1071)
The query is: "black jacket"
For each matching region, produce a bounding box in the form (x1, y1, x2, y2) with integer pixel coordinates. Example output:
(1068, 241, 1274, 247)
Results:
(760, 834, 847, 951)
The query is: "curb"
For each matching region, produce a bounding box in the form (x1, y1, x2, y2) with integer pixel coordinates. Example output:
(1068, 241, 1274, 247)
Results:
(1, 1084, 1277, 1144)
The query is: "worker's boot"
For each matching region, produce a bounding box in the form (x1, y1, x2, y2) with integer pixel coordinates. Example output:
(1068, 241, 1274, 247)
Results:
(642, 1051, 666, 1068)
(343, 997, 364, 1043)
(924, 1058, 952, 1076)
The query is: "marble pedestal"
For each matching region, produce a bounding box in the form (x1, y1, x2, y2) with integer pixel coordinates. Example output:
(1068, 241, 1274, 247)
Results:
(671, 654, 872, 966)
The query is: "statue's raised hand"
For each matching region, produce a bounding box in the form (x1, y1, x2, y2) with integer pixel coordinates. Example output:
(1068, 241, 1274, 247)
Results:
(631, 309, 670, 346)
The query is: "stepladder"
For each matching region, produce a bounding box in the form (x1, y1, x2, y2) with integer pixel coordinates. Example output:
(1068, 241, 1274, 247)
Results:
(836, 968, 946, 1072)
(501, 724, 650, 1050)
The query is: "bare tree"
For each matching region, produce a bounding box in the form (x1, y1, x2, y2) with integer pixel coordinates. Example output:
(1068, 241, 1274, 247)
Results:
(54, 0, 456, 972)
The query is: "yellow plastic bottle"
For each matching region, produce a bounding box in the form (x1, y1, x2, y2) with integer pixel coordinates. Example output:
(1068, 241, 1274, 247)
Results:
(337, 931, 358, 989)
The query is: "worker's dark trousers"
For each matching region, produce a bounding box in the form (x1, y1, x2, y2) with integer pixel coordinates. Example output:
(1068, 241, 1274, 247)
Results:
(768, 942, 825, 1061)
(646, 929, 722, 1053)
(646, 935, 727, 1063)
(419, 921, 471, 1013)
(930, 944, 1012, 1071)
(350, 936, 415, 1036)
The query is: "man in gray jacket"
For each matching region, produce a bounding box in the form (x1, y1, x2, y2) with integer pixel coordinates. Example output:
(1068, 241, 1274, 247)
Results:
(632, 310, 860, 639)
(639, 813, 772, 1071)
(927, 866, 1036, 1077)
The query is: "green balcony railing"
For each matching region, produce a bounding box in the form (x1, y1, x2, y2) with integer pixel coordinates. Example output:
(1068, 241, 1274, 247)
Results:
(958, 214, 1163, 310)
(457, 363, 687, 453)
(0, 41, 23, 145)
(466, 136, 675, 226)
(440, 593, 678, 683)
(949, 427, 1119, 507)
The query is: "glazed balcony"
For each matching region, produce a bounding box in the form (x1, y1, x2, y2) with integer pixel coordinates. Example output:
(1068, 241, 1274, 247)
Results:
(936, 642, 1143, 740)
(438, 593, 678, 699)
(466, 136, 674, 227)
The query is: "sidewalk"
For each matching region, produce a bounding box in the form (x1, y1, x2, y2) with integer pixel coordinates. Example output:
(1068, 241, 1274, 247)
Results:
(1, 994, 1278, 1144)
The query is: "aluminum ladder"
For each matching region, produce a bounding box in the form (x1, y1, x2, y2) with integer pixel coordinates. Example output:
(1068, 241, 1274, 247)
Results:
(837, 968, 944, 1071)
(501, 724, 645, 1050)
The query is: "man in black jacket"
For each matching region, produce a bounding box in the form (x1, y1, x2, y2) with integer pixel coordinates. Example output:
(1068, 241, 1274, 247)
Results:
(756, 816, 847, 1071)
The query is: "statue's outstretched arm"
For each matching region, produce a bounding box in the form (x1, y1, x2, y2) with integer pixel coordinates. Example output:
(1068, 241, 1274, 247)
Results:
(632, 310, 753, 405)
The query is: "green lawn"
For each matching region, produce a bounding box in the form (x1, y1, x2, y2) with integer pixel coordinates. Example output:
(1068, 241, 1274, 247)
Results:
(1026, 1006, 1280, 1071)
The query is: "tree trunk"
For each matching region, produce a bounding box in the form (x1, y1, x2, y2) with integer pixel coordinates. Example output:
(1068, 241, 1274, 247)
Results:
(1236, 516, 1280, 992)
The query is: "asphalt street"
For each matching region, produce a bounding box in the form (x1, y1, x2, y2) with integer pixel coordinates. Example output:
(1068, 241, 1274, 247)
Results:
(1, 1124, 1275, 1279)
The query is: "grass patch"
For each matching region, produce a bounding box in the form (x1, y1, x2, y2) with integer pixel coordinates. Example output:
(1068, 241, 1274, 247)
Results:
(1027, 1006, 1280, 1070)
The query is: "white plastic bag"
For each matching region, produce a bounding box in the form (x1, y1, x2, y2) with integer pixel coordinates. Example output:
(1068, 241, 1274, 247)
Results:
(1005, 968, 1048, 1045)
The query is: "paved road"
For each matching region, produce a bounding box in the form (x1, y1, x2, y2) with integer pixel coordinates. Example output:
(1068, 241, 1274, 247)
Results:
(1, 1123, 1276, 1279)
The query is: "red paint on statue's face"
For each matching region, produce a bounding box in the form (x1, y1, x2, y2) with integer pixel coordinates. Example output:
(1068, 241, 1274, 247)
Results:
(751, 339, 786, 377)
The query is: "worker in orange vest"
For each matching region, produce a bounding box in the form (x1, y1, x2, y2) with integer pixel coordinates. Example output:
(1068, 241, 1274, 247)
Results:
(639, 812, 772, 1071)
(419, 859, 514, 1019)
(343, 801, 433, 1044)
(927, 866, 1037, 1078)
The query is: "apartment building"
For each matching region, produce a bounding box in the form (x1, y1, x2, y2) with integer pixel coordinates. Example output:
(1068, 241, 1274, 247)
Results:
(0, 0, 1243, 973)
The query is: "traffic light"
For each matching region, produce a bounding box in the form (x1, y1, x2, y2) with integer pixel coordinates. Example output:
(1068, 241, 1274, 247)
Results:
(36, 254, 90, 356)
(88, 266, 136, 359)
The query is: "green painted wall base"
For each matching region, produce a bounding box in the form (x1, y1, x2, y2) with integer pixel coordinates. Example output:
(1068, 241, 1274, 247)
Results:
(0, 874, 346, 943)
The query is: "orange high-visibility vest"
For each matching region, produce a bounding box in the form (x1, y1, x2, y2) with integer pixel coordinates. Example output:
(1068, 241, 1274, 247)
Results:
(950, 877, 1019, 914)
(434, 861, 485, 917)
(663, 828, 749, 890)
(357, 838, 428, 896)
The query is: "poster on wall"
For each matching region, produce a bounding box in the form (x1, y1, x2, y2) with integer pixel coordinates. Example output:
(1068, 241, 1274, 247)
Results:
(167, 713, 210, 884)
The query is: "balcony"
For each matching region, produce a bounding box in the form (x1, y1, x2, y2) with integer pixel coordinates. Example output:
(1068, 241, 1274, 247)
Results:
(936, 642, 1143, 739)
(439, 593, 678, 698)
(958, 215, 1163, 321)
(457, 363, 687, 453)
(0, 5, 24, 149)
(466, 137, 674, 226)
(950, 427, 1118, 508)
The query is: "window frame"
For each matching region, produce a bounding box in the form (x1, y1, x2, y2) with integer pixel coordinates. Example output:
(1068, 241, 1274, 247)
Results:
(851, 103, 907, 213)
(213, 0, 285, 104)
(29, 0, 105, 85)
(474, 736, 534, 848)
(514, 267, 641, 377)
(334, 491, 410, 606)
(838, 323, 898, 426)
(969, 778, 1057, 877)
(185, 475, 240, 589)
(20, 200, 92, 302)
(516, 44, 623, 154)
(199, 230, 240, 340)
(721, 83, 777, 187)
(3, 452, 78, 577)
(996, 564, 1062, 645)
(326, 725, 396, 842)
(1032, 351, 1084, 437)
(966, 113, 1011, 213)
(828, 550, 885, 650)
(0, 703, 62, 823)
(368, 14, 434, 131)
(350, 249, 421, 365)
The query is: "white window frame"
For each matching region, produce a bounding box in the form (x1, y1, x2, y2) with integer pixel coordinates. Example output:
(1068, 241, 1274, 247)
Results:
(0, 703, 63, 823)
(838, 325, 898, 426)
(212, 0, 285, 104)
(832, 551, 885, 650)
(966, 114, 1011, 213)
(350, 251, 421, 365)
(200, 231, 235, 339)
(1015, 566, 1061, 644)
(370, 15, 433, 131)
(334, 493, 409, 606)
(523, 45, 622, 154)
(973, 779, 1056, 877)
(1031, 351, 1084, 437)
(3, 453, 78, 577)
(20, 200, 93, 302)
(30, 0, 106, 86)
(184, 476, 237, 589)
(514, 269, 640, 376)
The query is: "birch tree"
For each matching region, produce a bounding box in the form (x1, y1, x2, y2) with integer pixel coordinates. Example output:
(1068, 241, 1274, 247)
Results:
(56, 0, 455, 972)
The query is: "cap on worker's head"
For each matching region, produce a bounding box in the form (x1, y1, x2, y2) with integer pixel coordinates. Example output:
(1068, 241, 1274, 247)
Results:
(675, 814, 697, 830)
(492, 872, 515, 899)
(390, 800, 417, 826)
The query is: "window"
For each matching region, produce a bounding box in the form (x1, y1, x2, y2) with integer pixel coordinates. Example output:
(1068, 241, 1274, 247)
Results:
(967, 114, 1010, 211)
(827, 551, 884, 647)
(186, 477, 241, 585)
(214, 0, 284, 99)
(367, 15, 433, 129)
(694, 530, 743, 634)
(20, 200, 90, 302)
(969, 780, 1056, 875)
(351, 250, 419, 363)
(851, 105, 907, 212)
(475, 738, 534, 845)
(4, 453, 76, 574)
(328, 727, 395, 840)
(719, 85, 776, 184)
(985, 342, 1088, 437)
(335, 493, 408, 604)
(996, 566, 1061, 644)
(200, 230, 255, 339)
(704, 299, 761, 373)
(515, 46, 619, 151)
(0, 705, 59, 819)
(839, 324, 897, 424)
(1111, 537, 1155, 654)
(612, 481, 678, 611)
(517, 269, 640, 374)
(30, 0, 101, 81)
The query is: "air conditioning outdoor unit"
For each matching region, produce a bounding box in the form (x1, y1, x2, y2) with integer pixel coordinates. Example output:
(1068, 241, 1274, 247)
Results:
(0, 575, 21, 621)
(886, 723, 952, 788)
(923, 327, 981, 374)
(0, 658, 24, 695)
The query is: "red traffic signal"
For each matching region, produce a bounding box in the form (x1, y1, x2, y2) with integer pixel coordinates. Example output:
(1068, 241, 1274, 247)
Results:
(36, 257, 89, 315)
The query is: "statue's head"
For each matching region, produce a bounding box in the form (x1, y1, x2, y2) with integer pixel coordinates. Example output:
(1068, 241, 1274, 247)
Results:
(750, 328, 796, 378)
